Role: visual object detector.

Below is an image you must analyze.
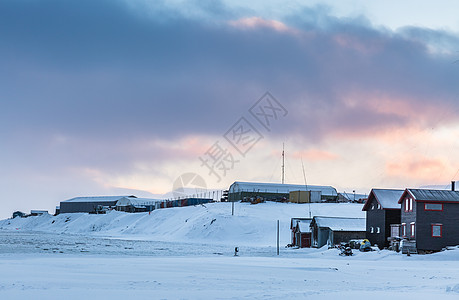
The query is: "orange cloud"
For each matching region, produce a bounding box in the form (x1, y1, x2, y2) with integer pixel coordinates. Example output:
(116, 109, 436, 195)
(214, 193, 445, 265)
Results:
(385, 156, 449, 182)
(292, 149, 339, 161)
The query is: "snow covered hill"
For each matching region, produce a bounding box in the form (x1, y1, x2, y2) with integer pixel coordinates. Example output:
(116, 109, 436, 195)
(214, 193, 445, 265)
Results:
(0, 202, 364, 246)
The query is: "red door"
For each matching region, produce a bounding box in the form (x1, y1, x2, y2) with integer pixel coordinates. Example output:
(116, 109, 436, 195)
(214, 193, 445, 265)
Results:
(300, 233, 311, 248)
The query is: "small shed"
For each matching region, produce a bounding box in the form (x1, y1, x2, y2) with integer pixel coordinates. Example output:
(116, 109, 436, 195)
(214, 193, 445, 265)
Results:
(290, 218, 312, 247)
(289, 191, 321, 203)
(310, 216, 366, 248)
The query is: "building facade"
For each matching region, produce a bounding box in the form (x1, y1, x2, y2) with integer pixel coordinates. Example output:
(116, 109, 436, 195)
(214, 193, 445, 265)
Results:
(362, 189, 403, 249)
(398, 189, 459, 252)
(310, 216, 366, 248)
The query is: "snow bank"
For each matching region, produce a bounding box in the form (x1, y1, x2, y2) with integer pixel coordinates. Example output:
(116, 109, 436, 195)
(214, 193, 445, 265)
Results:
(0, 202, 364, 246)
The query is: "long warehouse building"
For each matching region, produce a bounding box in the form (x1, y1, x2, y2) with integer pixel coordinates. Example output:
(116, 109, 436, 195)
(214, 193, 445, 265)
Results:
(228, 181, 338, 202)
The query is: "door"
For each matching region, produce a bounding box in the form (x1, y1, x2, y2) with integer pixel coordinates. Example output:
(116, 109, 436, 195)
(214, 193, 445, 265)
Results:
(300, 233, 311, 248)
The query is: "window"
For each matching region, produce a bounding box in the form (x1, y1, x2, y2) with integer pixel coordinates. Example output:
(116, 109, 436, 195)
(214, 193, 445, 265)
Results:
(377, 203, 381, 210)
(376, 227, 380, 234)
(391, 225, 399, 237)
(370, 226, 374, 233)
(425, 203, 443, 211)
(404, 198, 413, 212)
(410, 222, 415, 238)
(401, 223, 406, 237)
(432, 224, 443, 237)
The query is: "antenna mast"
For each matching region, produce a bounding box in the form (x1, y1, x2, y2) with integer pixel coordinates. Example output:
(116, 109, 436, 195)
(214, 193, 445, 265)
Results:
(282, 143, 285, 184)
(301, 157, 311, 218)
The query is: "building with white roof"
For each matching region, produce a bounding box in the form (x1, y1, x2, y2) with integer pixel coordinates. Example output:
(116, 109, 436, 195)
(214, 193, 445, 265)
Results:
(228, 181, 338, 202)
(290, 218, 312, 248)
(362, 188, 404, 248)
(310, 216, 366, 248)
(60, 196, 136, 213)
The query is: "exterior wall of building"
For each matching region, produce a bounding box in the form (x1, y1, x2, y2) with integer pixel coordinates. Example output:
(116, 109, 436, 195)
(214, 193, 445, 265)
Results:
(317, 228, 330, 248)
(229, 191, 289, 202)
(400, 195, 416, 241)
(384, 209, 401, 246)
(289, 191, 309, 203)
(229, 191, 336, 202)
(415, 202, 459, 251)
(293, 231, 311, 248)
(333, 231, 366, 245)
(365, 197, 387, 248)
(60, 201, 118, 213)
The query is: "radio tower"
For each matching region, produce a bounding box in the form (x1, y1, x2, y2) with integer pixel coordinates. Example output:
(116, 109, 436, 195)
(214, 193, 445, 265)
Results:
(282, 143, 285, 184)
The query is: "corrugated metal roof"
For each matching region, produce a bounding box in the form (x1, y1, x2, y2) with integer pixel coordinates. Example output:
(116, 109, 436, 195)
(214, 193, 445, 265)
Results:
(63, 196, 134, 203)
(409, 189, 459, 202)
(229, 181, 337, 196)
(373, 189, 404, 209)
(313, 216, 365, 232)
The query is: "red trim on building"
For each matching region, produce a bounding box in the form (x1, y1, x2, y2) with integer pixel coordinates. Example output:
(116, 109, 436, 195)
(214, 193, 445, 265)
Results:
(424, 203, 443, 211)
(417, 200, 459, 204)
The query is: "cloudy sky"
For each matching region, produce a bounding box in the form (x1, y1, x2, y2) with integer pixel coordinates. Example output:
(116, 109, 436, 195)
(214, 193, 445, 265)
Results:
(1, 0, 459, 218)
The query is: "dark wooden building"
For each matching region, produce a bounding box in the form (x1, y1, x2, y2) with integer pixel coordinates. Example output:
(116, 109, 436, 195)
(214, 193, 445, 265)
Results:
(290, 218, 312, 248)
(362, 189, 403, 249)
(398, 188, 459, 252)
(310, 216, 366, 248)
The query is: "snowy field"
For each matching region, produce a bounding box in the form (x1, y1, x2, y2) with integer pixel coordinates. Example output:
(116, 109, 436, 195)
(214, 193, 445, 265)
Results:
(1, 202, 459, 299)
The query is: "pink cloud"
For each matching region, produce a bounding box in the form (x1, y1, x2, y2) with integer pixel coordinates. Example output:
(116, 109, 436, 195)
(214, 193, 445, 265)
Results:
(385, 155, 449, 182)
(292, 149, 339, 161)
(228, 17, 295, 34)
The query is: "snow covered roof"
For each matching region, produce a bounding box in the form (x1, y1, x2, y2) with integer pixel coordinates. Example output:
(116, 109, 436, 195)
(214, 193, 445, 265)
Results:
(296, 219, 312, 233)
(229, 181, 337, 196)
(404, 189, 459, 203)
(363, 189, 404, 210)
(63, 196, 136, 203)
(312, 216, 365, 232)
(116, 197, 162, 207)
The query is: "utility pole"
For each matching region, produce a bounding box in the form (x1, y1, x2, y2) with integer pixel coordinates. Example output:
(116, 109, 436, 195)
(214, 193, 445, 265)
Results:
(277, 220, 280, 255)
(281, 143, 285, 184)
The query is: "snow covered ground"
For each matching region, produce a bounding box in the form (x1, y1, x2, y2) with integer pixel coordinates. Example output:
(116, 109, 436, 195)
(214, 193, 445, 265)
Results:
(1, 202, 459, 299)
(0, 202, 365, 246)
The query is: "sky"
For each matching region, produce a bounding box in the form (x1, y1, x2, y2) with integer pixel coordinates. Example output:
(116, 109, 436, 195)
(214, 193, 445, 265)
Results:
(1, 0, 459, 219)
